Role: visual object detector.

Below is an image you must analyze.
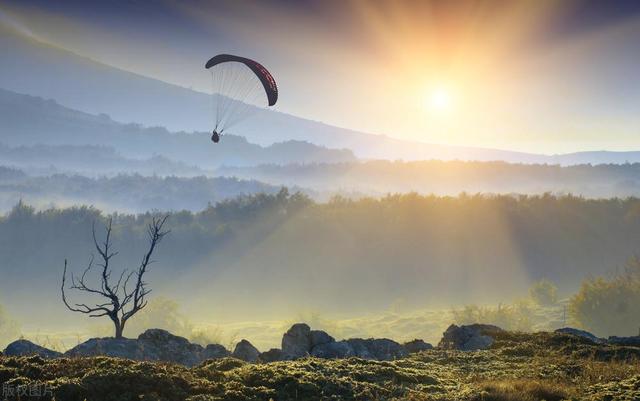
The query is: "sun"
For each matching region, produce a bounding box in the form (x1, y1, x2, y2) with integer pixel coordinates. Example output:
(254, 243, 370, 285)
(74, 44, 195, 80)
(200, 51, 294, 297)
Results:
(425, 86, 454, 113)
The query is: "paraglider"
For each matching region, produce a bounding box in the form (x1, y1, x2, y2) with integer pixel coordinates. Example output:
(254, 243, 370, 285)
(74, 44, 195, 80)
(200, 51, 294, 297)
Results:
(205, 54, 278, 143)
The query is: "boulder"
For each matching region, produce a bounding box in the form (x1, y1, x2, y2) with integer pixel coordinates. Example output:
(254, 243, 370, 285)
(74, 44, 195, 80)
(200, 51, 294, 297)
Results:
(281, 323, 335, 359)
(403, 339, 433, 354)
(310, 341, 355, 359)
(438, 324, 503, 351)
(311, 338, 406, 360)
(64, 329, 231, 366)
(232, 339, 260, 362)
(137, 329, 206, 366)
(65, 338, 145, 360)
(608, 336, 640, 347)
(203, 344, 231, 359)
(310, 329, 335, 348)
(259, 348, 283, 363)
(3, 339, 62, 359)
(281, 323, 312, 358)
(555, 328, 604, 344)
(347, 338, 407, 360)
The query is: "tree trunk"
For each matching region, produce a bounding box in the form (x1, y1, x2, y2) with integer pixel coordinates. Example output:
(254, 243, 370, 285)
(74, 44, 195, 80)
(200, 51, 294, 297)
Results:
(114, 320, 124, 339)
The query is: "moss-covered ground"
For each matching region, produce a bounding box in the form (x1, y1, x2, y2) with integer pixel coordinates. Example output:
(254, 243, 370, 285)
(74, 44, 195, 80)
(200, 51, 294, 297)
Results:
(1, 331, 638, 400)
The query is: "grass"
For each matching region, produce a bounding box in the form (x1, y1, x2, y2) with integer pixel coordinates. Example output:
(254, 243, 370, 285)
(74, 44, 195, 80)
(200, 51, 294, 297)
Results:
(470, 380, 570, 401)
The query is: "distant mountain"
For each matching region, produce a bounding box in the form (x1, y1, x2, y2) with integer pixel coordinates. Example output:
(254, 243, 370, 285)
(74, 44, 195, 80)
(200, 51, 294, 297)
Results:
(0, 143, 206, 177)
(2, 23, 640, 164)
(2, 22, 636, 165)
(0, 88, 356, 169)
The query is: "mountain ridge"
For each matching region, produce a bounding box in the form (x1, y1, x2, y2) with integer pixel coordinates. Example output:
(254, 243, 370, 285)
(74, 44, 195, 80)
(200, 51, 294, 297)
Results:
(4, 22, 640, 164)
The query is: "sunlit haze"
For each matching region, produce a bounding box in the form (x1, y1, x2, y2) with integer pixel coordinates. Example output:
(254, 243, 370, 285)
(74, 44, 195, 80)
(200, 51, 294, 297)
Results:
(2, 0, 640, 153)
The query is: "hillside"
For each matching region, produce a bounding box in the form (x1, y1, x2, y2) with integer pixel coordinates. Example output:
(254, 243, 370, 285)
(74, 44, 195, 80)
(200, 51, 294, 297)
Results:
(0, 143, 204, 177)
(4, 22, 640, 164)
(0, 88, 356, 169)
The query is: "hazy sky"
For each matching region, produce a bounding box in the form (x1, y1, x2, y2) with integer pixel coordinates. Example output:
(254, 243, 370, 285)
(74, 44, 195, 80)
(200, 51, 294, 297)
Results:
(2, 0, 640, 153)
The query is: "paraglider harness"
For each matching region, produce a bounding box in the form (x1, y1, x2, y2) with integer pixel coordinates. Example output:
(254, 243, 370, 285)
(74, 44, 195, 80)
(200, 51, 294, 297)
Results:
(211, 130, 220, 143)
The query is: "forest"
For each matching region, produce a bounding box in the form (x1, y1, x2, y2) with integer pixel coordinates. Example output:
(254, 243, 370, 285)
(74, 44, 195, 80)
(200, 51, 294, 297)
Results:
(220, 159, 640, 197)
(1, 191, 639, 346)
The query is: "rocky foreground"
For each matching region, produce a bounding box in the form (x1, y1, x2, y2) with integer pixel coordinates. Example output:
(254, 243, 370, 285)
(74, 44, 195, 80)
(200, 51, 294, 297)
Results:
(1, 324, 639, 400)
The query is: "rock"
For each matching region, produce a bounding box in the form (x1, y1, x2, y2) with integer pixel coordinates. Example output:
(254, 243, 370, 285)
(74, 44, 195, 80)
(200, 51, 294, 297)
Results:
(3, 339, 62, 359)
(403, 339, 433, 354)
(310, 341, 355, 359)
(347, 338, 407, 360)
(281, 323, 335, 359)
(310, 330, 335, 348)
(65, 338, 145, 360)
(232, 339, 260, 362)
(203, 344, 231, 360)
(462, 334, 494, 350)
(281, 323, 312, 358)
(438, 324, 503, 351)
(311, 338, 406, 360)
(64, 329, 230, 366)
(608, 336, 640, 347)
(259, 348, 283, 363)
(555, 328, 604, 344)
(137, 329, 206, 366)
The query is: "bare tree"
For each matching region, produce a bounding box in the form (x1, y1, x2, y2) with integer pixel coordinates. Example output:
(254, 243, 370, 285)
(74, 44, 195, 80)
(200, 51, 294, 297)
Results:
(61, 216, 169, 339)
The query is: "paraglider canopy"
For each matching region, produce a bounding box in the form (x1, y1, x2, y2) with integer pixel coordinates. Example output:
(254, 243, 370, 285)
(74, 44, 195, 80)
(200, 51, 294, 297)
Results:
(205, 54, 278, 143)
(205, 54, 278, 106)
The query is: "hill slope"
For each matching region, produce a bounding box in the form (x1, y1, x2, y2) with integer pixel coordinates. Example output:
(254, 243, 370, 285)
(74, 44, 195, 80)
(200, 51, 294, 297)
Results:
(4, 23, 640, 164)
(0, 88, 355, 169)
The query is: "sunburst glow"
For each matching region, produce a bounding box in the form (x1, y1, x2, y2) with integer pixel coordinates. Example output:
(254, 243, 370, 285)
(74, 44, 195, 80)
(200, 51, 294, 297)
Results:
(425, 86, 454, 114)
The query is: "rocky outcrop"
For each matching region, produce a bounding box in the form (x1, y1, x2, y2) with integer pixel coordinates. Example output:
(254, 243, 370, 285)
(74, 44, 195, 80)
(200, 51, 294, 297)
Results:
(555, 328, 604, 344)
(438, 324, 503, 351)
(204, 344, 232, 359)
(3, 339, 62, 359)
(310, 338, 407, 360)
(608, 336, 640, 347)
(64, 329, 231, 366)
(281, 323, 312, 358)
(281, 323, 335, 359)
(137, 329, 211, 366)
(259, 348, 284, 363)
(65, 337, 143, 359)
(311, 341, 354, 359)
(232, 339, 260, 362)
(348, 338, 407, 360)
(403, 339, 433, 354)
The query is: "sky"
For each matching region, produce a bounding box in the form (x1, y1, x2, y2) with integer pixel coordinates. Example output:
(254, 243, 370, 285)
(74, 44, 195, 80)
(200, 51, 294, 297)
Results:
(1, 0, 640, 153)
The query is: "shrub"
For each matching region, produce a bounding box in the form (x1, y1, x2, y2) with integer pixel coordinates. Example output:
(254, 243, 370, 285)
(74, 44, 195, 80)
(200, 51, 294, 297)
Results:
(569, 258, 640, 337)
(452, 302, 533, 332)
(528, 279, 558, 306)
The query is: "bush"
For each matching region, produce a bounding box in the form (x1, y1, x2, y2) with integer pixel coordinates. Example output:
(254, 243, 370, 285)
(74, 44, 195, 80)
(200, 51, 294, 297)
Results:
(569, 258, 640, 337)
(452, 302, 533, 332)
(528, 279, 558, 306)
